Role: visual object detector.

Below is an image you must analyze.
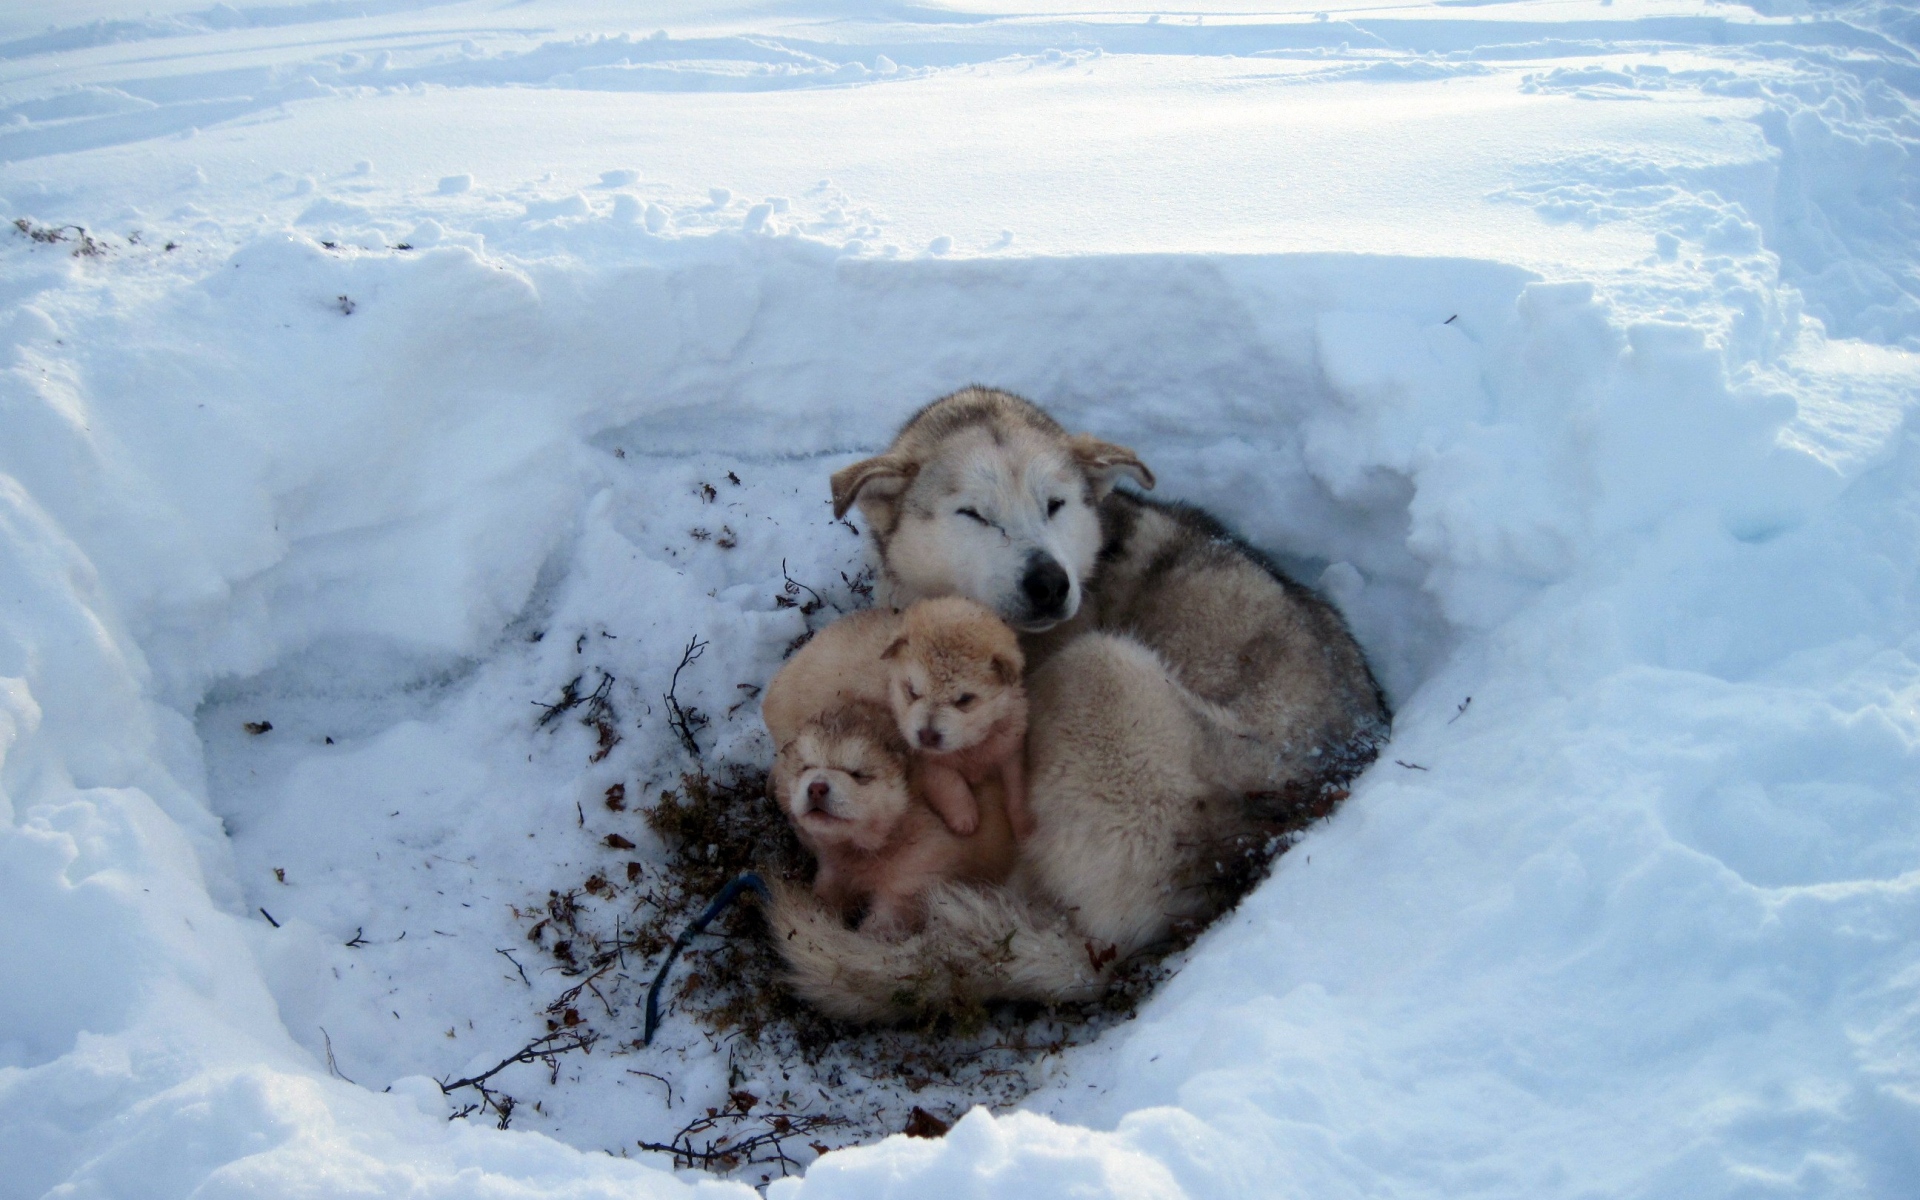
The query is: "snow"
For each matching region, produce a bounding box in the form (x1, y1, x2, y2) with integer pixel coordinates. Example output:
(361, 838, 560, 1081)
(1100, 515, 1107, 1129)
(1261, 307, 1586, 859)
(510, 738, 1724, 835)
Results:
(2, 0, 1918, 1195)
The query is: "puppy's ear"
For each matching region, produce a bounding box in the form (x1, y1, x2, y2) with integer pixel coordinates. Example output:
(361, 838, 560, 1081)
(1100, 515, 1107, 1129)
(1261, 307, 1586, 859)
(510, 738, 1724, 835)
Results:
(1068, 434, 1155, 497)
(880, 636, 909, 661)
(990, 652, 1021, 687)
(830, 454, 919, 520)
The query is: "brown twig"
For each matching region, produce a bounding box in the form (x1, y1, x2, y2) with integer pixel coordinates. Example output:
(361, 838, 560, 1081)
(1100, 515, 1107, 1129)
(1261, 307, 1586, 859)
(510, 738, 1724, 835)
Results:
(636, 1091, 846, 1176)
(775, 559, 825, 615)
(496, 948, 531, 987)
(627, 1069, 675, 1108)
(320, 1026, 356, 1084)
(581, 671, 620, 762)
(438, 1031, 598, 1129)
(665, 636, 709, 757)
(535, 676, 584, 727)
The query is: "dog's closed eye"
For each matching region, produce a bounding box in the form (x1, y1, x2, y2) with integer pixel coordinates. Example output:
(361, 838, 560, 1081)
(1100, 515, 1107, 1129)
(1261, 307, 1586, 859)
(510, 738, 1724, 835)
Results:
(954, 693, 977, 709)
(1046, 498, 1066, 517)
(956, 507, 991, 526)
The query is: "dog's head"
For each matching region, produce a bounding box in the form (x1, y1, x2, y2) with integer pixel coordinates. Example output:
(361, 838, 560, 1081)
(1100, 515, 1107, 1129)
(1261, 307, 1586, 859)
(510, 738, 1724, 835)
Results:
(882, 596, 1025, 753)
(831, 388, 1153, 632)
(771, 703, 913, 853)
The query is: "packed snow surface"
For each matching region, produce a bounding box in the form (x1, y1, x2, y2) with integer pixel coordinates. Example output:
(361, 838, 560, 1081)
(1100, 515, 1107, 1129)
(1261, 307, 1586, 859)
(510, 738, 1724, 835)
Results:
(2, 0, 1918, 1195)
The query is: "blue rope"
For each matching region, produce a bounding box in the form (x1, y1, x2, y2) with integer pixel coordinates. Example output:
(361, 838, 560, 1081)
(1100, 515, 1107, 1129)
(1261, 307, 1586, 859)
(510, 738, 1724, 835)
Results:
(642, 872, 771, 1046)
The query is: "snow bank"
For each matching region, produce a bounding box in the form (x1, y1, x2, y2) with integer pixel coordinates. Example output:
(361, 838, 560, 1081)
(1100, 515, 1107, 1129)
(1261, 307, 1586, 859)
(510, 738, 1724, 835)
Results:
(2, 0, 1918, 1195)
(4, 213, 1915, 1194)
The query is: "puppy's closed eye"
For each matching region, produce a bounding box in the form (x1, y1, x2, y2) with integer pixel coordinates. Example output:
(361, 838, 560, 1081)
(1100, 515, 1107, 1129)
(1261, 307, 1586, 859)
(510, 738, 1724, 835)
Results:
(954, 693, 977, 710)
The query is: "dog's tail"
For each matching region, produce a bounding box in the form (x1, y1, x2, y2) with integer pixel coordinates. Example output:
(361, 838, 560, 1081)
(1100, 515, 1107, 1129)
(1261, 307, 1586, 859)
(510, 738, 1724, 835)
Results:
(765, 879, 1108, 1023)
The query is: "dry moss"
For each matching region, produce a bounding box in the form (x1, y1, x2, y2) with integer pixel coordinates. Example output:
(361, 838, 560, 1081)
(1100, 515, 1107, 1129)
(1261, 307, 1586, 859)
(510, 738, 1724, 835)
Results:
(506, 749, 1365, 1180)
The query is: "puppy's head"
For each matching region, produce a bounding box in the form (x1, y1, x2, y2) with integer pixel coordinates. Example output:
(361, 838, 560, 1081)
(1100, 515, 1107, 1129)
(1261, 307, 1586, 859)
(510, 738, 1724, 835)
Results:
(831, 388, 1152, 632)
(772, 703, 913, 852)
(883, 597, 1025, 754)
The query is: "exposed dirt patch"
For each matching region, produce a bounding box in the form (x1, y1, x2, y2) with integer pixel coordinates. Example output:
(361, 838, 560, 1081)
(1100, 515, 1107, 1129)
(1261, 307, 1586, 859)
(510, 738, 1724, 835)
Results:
(476, 753, 1357, 1185)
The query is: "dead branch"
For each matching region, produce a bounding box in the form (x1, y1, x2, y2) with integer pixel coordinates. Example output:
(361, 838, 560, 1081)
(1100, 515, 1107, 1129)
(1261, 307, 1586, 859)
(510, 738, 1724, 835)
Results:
(441, 1030, 597, 1093)
(535, 670, 619, 760)
(627, 1070, 675, 1108)
(636, 1090, 846, 1176)
(840, 565, 876, 605)
(12, 219, 104, 257)
(439, 1030, 598, 1129)
(775, 559, 825, 615)
(320, 1026, 356, 1084)
(496, 948, 531, 987)
(664, 636, 709, 757)
(582, 670, 620, 762)
(535, 676, 584, 727)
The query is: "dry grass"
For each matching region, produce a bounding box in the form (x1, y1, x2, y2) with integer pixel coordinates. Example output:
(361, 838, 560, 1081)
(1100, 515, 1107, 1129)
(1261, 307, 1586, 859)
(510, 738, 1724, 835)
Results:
(503, 748, 1365, 1181)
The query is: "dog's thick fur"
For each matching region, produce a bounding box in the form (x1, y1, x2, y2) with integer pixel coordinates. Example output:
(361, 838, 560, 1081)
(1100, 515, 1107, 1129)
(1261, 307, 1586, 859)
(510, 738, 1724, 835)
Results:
(1013, 632, 1235, 952)
(775, 386, 1389, 1021)
(761, 607, 900, 750)
(767, 876, 1103, 1022)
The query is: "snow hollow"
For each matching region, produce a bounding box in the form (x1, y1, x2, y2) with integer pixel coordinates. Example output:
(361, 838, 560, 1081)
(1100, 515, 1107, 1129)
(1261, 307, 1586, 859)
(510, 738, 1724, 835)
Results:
(3, 1, 1920, 1196)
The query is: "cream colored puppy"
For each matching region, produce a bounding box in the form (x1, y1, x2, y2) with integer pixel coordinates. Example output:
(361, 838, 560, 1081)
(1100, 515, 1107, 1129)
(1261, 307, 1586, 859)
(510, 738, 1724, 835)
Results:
(881, 597, 1032, 839)
(1015, 631, 1242, 954)
(770, 701, 1016, 934)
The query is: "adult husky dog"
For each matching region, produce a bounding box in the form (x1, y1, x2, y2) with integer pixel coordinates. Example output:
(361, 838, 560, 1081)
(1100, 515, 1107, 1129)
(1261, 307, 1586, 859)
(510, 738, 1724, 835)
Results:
(769, 387, 1388, 1021)
(830, 386, 1387, 794)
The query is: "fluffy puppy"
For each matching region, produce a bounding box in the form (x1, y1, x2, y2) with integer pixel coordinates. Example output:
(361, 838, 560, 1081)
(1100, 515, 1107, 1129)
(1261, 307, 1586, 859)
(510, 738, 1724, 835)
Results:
(1015, 632, 1243, 954)
(882, 597, 1032, 839)
(760, 607, 900, 750)
(770, 700, 1016, 935)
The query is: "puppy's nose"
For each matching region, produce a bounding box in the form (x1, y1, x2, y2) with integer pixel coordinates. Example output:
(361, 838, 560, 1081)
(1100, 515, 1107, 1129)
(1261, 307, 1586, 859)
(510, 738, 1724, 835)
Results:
(1021, 553, 1071, 617)
(806, 779, 830, 807)
(918, 727, 942, 749)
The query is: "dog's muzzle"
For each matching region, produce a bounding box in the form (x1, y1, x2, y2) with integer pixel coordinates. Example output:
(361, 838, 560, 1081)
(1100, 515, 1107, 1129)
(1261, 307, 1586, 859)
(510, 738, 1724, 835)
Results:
(1020, 553, 1073, 625)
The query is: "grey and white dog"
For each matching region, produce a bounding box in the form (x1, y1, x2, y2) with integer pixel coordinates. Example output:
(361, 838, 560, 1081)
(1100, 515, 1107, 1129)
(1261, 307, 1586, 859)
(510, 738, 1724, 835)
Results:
(770, 386, 1388, 1021)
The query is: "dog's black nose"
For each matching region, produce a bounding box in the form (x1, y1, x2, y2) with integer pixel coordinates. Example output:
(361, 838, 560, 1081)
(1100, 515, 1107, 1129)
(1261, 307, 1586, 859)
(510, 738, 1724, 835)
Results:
(1021, 554, 1071, 618)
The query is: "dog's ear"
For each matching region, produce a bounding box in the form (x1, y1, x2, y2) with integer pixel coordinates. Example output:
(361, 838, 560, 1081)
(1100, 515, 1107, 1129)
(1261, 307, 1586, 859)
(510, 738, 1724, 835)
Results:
(880, 636, 909, 661)
(830, 454, 919, 520)
(990, 652, 1021, 687)
(1068, 434, 1155, 496)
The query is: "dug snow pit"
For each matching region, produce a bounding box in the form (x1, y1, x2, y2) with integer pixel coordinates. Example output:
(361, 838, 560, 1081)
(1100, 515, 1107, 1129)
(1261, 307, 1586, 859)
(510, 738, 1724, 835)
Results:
(164, 234, 1485, 1180)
